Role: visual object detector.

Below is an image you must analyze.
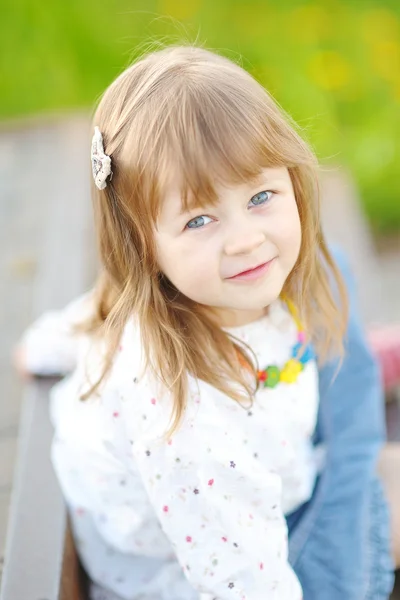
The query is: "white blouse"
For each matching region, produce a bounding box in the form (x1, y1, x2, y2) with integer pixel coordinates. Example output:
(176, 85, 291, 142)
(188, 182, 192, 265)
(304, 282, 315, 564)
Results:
(22, 293, 321, 600)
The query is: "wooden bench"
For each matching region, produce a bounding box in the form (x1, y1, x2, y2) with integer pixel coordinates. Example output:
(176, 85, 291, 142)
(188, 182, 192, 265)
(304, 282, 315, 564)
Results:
(0, 378, 88, 600)
(0, 157, 399, 600)
(0, 117, 94, 600)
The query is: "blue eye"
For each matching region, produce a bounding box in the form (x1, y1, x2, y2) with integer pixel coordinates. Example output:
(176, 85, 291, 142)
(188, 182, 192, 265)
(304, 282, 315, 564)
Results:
(249, 190, 273, 207)
(186, 215, 213, 229)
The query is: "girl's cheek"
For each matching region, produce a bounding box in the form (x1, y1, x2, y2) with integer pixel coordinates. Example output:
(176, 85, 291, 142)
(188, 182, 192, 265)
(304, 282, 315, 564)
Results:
(187, 246, 218, 280)
(272, 203, 301, 241)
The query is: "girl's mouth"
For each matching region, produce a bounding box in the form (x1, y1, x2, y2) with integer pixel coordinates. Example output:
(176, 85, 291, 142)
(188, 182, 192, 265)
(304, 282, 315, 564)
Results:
(227, 258, 276, 282)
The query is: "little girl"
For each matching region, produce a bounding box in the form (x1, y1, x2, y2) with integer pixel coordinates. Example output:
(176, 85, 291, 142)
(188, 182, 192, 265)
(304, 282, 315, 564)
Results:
(17, 46, 394, 599)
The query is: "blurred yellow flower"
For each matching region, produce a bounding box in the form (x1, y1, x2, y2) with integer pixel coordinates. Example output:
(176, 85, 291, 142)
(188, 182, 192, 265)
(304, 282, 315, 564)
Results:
(361, 8, 399, 44)
(371, 41, 400, 83)
(157, 0, 201, 21)
(307, 51, 352, 90)
(288, 4, 331, 42)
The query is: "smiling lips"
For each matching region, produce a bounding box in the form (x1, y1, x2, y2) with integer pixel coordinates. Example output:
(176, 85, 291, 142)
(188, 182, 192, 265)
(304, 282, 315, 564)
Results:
(227, 258, 275, 281)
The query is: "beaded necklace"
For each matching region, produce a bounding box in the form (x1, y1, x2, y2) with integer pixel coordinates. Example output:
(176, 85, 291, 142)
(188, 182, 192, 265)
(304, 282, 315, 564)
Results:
(256, 299, 315, 388)
(234, 299, 315, 388)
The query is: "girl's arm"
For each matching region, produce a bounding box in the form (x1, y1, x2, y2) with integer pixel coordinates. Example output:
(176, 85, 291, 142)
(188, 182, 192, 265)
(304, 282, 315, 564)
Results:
(289, 248, 392, 599)
(49, 378, 182, 598)
(17, 292, 94, 376)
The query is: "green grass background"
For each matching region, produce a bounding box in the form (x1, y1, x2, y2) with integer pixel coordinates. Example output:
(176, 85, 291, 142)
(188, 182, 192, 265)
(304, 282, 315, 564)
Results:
(2, 0, 400, 232)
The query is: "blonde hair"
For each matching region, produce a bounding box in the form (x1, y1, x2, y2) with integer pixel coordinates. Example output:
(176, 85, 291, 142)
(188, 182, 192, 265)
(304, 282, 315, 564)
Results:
(82, 45, 347, 433)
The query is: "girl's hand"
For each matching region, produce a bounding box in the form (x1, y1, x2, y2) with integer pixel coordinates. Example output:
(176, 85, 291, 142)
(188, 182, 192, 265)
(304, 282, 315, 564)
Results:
(12, 344, 33, 381)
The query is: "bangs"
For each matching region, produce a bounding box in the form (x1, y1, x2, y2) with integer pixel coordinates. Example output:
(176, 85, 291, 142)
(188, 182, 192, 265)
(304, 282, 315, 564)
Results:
(151, 74, 311, 215)
(115, 50, 315, 222)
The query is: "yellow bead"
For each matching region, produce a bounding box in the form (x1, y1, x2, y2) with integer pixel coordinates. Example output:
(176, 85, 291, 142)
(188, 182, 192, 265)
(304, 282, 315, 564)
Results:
(280, 359, 303, 383)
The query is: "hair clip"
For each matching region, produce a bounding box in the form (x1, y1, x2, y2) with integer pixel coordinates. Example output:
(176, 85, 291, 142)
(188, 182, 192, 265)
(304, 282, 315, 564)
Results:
(91, 126, 113, 190)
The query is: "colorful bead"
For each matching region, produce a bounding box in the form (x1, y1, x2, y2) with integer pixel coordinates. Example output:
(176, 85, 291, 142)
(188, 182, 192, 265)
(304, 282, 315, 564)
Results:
(255, 300, 315, 389)
(303, 345, 315, 362)
(292, 342, 315, 364)
(280, 359, 303, 383)
(264, 366, 280, 388)
(297, 330, 306, 344)
(257, 370, 267, 382)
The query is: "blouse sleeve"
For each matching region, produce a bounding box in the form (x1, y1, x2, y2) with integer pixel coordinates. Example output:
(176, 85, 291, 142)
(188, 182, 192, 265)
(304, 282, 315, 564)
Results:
(130, 397, 303, 600)
(49, 376, 173, 557)
(20, 291, 94, 376)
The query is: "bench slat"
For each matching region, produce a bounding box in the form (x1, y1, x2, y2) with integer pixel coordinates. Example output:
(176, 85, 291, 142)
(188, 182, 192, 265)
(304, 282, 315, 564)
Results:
(0, 379, 66, 600)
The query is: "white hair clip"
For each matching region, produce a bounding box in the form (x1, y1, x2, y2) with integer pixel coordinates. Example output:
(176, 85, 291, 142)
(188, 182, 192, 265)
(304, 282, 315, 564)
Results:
(91, 126, 113, 190)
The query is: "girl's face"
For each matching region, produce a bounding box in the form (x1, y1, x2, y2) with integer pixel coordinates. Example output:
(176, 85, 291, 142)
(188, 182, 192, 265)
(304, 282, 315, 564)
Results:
(155, 167, 301, 327)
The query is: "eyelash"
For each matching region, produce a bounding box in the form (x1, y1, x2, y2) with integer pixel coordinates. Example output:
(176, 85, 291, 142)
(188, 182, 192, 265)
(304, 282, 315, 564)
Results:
(185, 190, 275, 230)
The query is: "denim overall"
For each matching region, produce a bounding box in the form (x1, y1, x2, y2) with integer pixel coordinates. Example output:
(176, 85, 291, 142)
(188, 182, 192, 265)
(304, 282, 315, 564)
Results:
(286, 249, 395, 599)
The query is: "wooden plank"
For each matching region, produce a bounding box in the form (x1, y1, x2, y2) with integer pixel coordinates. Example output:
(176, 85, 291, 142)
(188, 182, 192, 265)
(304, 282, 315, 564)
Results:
(0, 116, 95, 600)
(60, 517, 88, 600)
(0, 378, 66, 600)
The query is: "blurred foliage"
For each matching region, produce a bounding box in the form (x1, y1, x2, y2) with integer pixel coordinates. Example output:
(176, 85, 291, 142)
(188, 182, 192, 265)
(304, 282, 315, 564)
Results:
(1, 0, 400, 232)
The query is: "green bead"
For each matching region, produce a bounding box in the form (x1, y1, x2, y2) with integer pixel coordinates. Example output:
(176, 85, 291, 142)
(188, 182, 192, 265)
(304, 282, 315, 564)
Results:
(265, 366, 280, 388)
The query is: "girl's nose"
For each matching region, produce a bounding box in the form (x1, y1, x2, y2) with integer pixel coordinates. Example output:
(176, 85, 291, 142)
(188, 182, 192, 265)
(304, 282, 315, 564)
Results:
(224, 227, 266, 256)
